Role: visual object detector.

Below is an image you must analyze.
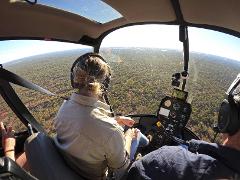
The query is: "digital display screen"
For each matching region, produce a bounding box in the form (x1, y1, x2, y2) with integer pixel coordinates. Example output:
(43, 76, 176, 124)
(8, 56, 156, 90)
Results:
(172, 88, 188, 100)
(159, 107, 170, 117)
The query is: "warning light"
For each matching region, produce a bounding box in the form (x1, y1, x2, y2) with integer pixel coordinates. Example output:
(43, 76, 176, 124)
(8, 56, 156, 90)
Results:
(156, 121, 162, 127)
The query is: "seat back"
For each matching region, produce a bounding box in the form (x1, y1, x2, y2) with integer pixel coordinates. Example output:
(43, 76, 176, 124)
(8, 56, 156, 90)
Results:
(24, 133, 84, 180)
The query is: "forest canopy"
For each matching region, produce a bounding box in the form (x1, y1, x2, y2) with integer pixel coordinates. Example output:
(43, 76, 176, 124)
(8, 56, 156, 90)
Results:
(1, 48, 240, 141)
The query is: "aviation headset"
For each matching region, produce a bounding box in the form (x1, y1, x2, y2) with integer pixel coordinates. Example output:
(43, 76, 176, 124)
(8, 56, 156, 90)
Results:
(216, 74, 240, 135)
(70, 52, 111, 92)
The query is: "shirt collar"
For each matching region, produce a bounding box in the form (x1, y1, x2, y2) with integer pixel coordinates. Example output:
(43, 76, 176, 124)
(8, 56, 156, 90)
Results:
(70, 93, 110, 111)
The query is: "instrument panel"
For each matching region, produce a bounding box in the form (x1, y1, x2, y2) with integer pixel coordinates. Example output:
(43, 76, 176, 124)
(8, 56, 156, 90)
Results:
(157, 96, 191, 134)
(129, 89, 195, 154)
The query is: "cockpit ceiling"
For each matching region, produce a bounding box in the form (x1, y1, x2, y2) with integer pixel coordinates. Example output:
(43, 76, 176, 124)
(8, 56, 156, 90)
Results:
(104, 0, 176, 22)
(181, 0, 240, 34)
(1, 0, 240, 45)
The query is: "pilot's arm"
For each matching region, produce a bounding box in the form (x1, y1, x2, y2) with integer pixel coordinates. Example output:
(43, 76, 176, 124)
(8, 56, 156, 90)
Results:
(105, 128, 131, 179)
(0, 122, 16, 161)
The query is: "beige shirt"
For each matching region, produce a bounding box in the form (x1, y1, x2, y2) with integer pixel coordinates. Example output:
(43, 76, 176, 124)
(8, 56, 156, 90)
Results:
(54, 93, 129, 180)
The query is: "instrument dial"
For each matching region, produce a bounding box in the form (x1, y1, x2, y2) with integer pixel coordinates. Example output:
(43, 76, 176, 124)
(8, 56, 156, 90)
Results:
(173, 102, 180, 110)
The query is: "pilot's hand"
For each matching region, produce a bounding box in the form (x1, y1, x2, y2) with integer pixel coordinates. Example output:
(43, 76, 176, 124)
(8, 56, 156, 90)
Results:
(116, 116, 135, 127)
(0, 122, 16, 155)
(124, 128, 139, 140)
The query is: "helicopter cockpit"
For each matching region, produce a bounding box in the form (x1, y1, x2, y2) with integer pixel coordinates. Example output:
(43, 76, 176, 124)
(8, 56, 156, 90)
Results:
(0, 0, 240, 179)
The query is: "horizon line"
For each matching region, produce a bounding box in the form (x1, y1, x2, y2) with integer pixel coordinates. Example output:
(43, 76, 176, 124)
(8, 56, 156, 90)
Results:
(2, 47, 240, 65)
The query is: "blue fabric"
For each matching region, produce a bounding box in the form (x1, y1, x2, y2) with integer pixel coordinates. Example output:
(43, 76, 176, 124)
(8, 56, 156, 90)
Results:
(127, 140, 240, 180)
(130, 132, 149, 161)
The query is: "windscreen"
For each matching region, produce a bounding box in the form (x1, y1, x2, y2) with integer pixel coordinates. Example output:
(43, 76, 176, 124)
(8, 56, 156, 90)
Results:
(0, 25, 240, 142)
(0, 40, 92, 134)
(99, 25, 240, 141)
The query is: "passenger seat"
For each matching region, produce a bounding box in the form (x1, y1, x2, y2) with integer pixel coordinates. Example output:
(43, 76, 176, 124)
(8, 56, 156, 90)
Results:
(25, 133, 84, 180)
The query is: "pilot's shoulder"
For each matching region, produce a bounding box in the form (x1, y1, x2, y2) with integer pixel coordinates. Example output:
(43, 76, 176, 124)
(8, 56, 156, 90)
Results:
(136, 145, 216, 168)
(128, 146, 217, 180)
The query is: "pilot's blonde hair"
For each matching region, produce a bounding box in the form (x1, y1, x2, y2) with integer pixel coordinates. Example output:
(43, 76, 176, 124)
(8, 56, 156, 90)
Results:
(72, 55, 111, 96)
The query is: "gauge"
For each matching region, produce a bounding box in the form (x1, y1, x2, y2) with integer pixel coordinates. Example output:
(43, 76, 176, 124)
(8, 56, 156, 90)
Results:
(170, 111, 177, 119)
(180, 114, 186, 121)
(164, 100, 172, 107)
(173, 102, 180, 110)
(183, 107, 188, 113)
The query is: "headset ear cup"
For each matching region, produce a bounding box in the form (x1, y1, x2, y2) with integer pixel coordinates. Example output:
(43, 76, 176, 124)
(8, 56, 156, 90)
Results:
(217, 100, 231, 133)
(218, 99, 240, 135)
(227, 103, 240, 135)
(227, 95, 240, 135)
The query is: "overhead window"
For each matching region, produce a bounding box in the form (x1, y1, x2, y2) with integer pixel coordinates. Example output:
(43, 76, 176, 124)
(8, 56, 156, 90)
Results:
(37, 0, 122, 24)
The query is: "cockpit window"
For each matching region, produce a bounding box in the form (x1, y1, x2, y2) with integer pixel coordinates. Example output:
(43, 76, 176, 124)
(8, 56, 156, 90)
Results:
(1, 25, 240, 142)
(100, 25, 183, 114)
(99, 25, 240, 142)
(36, 0, 122, 24)
(0, 96, 26, 132)
(187, 27, 240, 141)
(0, 40, 92, 133)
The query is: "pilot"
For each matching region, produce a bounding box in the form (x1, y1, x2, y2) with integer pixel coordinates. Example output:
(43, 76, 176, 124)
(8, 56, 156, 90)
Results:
(127, 76, 240, 179)
(53, 52, 149, 180)
(0, 52, 149, 179)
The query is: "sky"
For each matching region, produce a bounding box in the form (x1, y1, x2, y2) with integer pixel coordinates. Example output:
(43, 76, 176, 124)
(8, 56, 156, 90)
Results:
(38, 0, 121, 23)
(101, 25, 240, 61)
(1, 25, 240, 64)
(0, 41, 89, 64)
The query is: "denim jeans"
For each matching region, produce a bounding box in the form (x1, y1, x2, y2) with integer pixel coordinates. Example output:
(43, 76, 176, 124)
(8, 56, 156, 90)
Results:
(130, 132, 149, 160)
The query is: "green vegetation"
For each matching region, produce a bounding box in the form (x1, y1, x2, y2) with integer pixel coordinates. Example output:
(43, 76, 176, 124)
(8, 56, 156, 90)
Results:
(0, 48, 239, 141)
